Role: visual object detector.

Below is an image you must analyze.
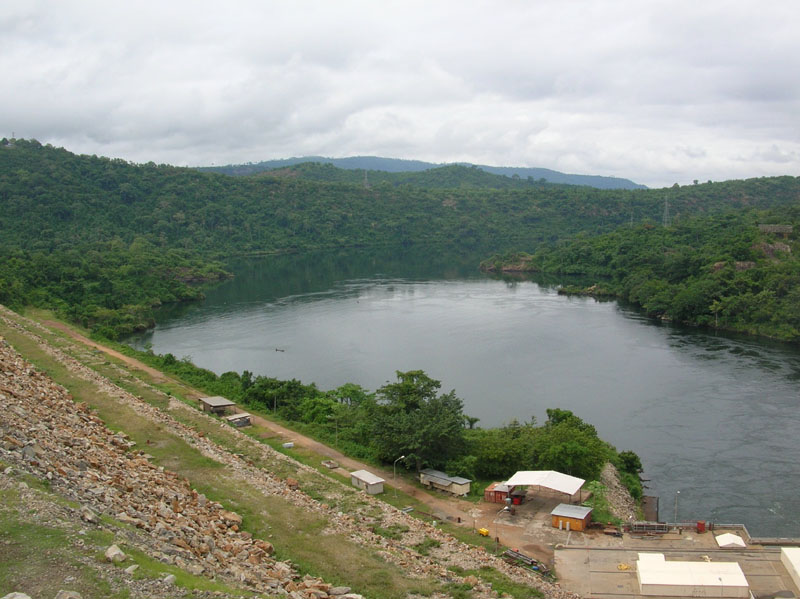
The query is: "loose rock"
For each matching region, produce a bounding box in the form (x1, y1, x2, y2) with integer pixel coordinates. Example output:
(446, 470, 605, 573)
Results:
(105, 544, 126, 563)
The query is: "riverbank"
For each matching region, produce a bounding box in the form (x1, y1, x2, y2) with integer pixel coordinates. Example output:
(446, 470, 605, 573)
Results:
(1, 304, 584, 599)
(14, 304, 799, 599)
(31, 307, 643, 542)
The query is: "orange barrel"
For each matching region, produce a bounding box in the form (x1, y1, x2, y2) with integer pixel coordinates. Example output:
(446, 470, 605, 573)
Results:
(697, 520, 706, 533)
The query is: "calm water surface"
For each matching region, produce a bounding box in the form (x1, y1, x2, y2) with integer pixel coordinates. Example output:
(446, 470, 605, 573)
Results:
(128, 249, 800, 536)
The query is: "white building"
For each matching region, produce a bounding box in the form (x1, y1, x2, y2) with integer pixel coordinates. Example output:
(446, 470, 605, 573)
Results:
(781, 547, 800, 591)
(636, 553, 749, 598)
(350, 470, 385, 494)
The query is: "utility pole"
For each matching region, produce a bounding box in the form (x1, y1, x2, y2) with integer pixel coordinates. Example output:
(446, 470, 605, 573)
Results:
(393, 455, 405, 498)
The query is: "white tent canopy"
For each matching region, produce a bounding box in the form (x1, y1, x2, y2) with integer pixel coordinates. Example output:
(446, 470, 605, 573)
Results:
(504, 470, 585, 496)
(716, 533, 747, 548)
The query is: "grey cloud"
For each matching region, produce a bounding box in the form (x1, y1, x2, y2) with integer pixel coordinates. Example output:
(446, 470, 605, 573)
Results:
(1, 0, 798, 187)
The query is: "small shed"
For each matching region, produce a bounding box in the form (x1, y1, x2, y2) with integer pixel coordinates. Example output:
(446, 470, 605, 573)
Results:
(485, 482, 511, 503)
(484, 482, 526, 504)
(550, 503, 592, 531)
(224, 412, 252, 427)
(199, 396, 235, 415)
(351, 470, 385, 495)
(420, 469, 471, 496)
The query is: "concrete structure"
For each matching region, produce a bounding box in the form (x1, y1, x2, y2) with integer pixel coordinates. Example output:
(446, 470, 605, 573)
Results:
(636, 552, 749, 597)
(781, 547, 800, 591)
(224, 412, 251, 427)
(350, 470, 384, 495)
(199, 396, 235, 414)
(550, 503, 592, 531)
(419, 468, 471, 496)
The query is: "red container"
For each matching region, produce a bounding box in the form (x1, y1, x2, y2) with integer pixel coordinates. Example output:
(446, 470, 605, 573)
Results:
(697, 520, 706, 533)
(512, 496, 522, 505)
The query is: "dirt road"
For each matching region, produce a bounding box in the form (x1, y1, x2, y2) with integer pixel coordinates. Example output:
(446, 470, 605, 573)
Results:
(42, 321, 171, 384)
(41, 319, 477, 526)
(41, 319, 579, 562)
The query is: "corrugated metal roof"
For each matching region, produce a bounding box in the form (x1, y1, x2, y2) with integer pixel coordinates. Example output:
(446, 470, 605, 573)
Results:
(351, 470, 385, 485)
(420, 468, 471, 485)
(550, 503, 592, 519)
(487, 482, 511, 493)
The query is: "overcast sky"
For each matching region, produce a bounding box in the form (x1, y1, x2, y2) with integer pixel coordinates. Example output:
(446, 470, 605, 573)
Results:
(2, 1, 798, 188)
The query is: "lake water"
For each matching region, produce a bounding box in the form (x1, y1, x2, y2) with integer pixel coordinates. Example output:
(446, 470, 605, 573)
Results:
(127, 248, 800, 537)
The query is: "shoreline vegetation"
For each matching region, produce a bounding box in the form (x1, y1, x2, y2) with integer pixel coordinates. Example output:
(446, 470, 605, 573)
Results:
(113, 341, 645, 515)
(480, 213, 800, 343)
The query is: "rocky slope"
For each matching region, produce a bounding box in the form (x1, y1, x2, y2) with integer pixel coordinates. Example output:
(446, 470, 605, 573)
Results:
(0, 307, 581, 599)
(600, 463, 639, 522)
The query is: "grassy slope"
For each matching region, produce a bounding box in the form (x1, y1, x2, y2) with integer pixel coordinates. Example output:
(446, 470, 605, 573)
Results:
(3, 309, 549, 599)
(0, 310, 437, 599)
(1, 307, 552, 599)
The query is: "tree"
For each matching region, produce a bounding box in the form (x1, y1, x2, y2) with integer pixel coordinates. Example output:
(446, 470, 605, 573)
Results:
(464, 415, 480, 429)
(617, 450, 643, 475)
(372, 371, 466, 472)
(534, 413, 611, 480)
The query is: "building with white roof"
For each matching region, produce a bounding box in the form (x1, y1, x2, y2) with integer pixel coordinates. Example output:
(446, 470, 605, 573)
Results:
(504, 470, 585, 499)
(636, 553, 749, 597)
(350, 469, 385, 495)
(781, 547, 800, 591)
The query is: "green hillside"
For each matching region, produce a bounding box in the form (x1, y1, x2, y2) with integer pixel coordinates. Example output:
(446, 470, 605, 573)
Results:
(263, 162, 550, 189)
(483, 209, 800, 341)
(2, 137, 799, 339)
(197, 154, 647, 189)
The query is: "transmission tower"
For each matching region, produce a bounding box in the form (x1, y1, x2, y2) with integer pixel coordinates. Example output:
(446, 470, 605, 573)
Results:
(662, 197, 671, 227)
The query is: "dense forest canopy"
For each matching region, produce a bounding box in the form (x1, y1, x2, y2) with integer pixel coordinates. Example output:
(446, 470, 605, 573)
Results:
(4, 138, 798, 256)
(482, 209, 800, 340)
(196, 154, 647, 189)
(1, 137, 799, 340)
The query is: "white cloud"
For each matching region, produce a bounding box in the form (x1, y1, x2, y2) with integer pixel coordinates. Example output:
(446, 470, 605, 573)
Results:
(1, 0, 798, 187)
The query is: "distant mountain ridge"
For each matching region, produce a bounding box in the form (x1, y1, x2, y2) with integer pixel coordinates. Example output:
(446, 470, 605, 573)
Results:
(198, 156, 647, 190)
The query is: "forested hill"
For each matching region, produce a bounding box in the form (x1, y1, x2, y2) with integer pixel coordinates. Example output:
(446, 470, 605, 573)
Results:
(256, 162, 568, 189)
(3, 139, 799, 256)
(2, 138, 799, 338)
(264, 162, 549, 189)
(197, 155, 647, 190)
(482, 209, 800, 341)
